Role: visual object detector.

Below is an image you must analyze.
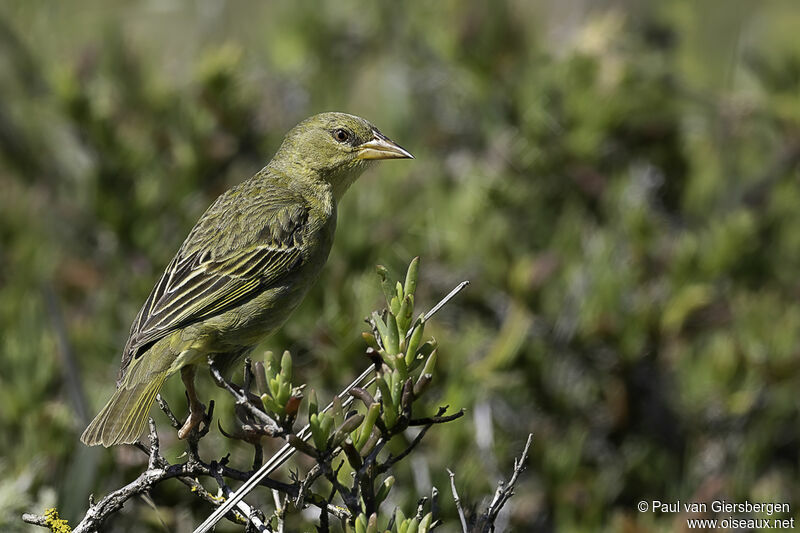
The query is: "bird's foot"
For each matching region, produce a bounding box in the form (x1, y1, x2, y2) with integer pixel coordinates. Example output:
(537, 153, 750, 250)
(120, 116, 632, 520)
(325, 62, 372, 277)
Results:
(178, 401, 207, 439)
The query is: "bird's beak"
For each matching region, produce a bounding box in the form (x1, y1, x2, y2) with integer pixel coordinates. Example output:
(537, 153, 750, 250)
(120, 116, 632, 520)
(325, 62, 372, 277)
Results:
(356, 130, 414, 160)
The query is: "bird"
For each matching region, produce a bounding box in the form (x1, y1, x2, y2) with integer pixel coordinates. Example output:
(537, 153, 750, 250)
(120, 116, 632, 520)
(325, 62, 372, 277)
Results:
(81, 112, 413, 447)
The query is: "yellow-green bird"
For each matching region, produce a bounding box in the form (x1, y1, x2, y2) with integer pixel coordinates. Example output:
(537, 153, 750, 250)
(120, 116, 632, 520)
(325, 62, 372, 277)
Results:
(81, 112, 413, 447)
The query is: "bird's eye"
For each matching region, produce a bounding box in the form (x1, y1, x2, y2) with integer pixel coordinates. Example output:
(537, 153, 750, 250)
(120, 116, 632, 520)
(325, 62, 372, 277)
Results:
(333, 128, 351, 143)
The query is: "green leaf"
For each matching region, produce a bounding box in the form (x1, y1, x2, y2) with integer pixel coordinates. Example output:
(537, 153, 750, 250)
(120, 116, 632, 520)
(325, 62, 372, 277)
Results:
(418, 513, 432, 533)
(395, 509, 406, 529)
(376, 265, 394, 307)
(264, 351, 277, 380)
(320, 413, 334, 447)
(421, 349, 437, 378)
(261, 394, 282, 416)
(309, 413, 326, 450)
(332, 396, 344, 427)
(398, 518, 410, 533)
(366, 513, 378, 533)
(280, 350, 292, 383)
(355, 513, 367, 533)
(397, 294, 413, 335)
(390, 294, 401, 316)
(404, 256, 420, 298)
(377, 376, 394, 412)
(308, 389, 319, 417)
(385, 312, 400, 355)
(362, 332, 381, 351)
(405, 317, 425, 368)
(356, 402, 381, 450)
(277, 381, 291, 406)
(417, 339, 437, 360)
(395, 352, 408, 381)
(372, 311, 391, 350)
(375, 476, 395, 504)
(391, 370, 403, 406)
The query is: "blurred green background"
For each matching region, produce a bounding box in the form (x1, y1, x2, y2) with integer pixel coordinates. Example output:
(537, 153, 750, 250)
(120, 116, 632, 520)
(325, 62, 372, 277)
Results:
(2, 1, 800, 531)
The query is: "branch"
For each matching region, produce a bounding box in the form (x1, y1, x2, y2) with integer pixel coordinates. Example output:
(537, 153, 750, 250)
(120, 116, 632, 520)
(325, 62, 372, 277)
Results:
(447, 469, 469, 533)
(378, 406, 463, 475)
(208, 361, 283, 437)
(475, 433, 534, 532)
(23, 399, 319, 532)
(23, 417, 260, 532)
(408, 407, 465, 426)
(21, 514, 47, 528)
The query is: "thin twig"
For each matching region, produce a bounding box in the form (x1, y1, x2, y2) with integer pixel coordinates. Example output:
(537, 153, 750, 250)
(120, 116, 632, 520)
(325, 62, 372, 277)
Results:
(431, 486, 440, 524)
(319, 458, 358, 512)
(147, 418, 160, 470)
(208, 362, 283, 436)
(378, 406, 461, 475)
(476, 433, 534, 532)
(211, 460, 267, 532)
(21, 514, 47, 527)
(447, 469, 468, 533)
(252, 442, 264, 471)
(156, 394, 182, 429)
(131, 442, 235, 515)
(408, 408, 465, 426)
(291, 462, 356, 522)
(424, 281, 470, 322)
(271, 490, 284, 533)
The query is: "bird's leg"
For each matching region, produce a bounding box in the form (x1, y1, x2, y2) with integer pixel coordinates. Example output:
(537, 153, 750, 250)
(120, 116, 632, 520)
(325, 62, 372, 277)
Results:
(178, 365, 207, 439)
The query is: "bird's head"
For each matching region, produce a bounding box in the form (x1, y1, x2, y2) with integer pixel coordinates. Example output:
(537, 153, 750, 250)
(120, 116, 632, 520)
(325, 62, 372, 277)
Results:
(273, 112, 413, 200)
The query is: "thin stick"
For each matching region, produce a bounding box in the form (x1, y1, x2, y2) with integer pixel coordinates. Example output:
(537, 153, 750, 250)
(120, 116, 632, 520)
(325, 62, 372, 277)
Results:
(478, 433, 533, 531)
(423, 281, 469, 322)
(192, 280, 470, 533)
(272, 490, 284, 533)
(447, 469, 468, 533)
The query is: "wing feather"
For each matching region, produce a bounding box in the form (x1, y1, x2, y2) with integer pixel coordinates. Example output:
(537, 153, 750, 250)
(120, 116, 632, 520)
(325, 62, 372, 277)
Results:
(118, 185, 309, 381)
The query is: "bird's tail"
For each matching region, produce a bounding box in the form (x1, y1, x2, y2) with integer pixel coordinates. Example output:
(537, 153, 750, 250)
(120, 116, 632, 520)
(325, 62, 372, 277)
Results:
(81, 371, 168, 447)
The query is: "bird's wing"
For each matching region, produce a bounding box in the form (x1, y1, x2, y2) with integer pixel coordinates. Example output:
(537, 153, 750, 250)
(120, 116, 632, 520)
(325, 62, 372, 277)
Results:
(118, 185, 309, 380)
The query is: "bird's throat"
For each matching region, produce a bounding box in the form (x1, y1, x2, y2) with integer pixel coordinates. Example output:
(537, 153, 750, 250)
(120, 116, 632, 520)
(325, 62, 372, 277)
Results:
(328, 160, 372, 202)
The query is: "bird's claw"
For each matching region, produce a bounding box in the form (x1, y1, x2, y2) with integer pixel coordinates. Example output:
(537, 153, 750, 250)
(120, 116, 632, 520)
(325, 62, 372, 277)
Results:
(178, 401, 207, 439)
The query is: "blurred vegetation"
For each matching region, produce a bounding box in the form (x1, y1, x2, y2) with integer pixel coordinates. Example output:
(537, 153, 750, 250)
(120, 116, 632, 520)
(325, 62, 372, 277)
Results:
(1, 0, 800, 531)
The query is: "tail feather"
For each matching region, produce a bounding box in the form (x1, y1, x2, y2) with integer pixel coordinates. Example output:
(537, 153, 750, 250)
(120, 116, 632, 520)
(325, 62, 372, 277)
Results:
(81, 372, 167, 447)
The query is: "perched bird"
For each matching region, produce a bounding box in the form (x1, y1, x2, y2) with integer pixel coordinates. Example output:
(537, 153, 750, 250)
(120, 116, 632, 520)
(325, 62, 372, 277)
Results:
(81, 112, 413, 447)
